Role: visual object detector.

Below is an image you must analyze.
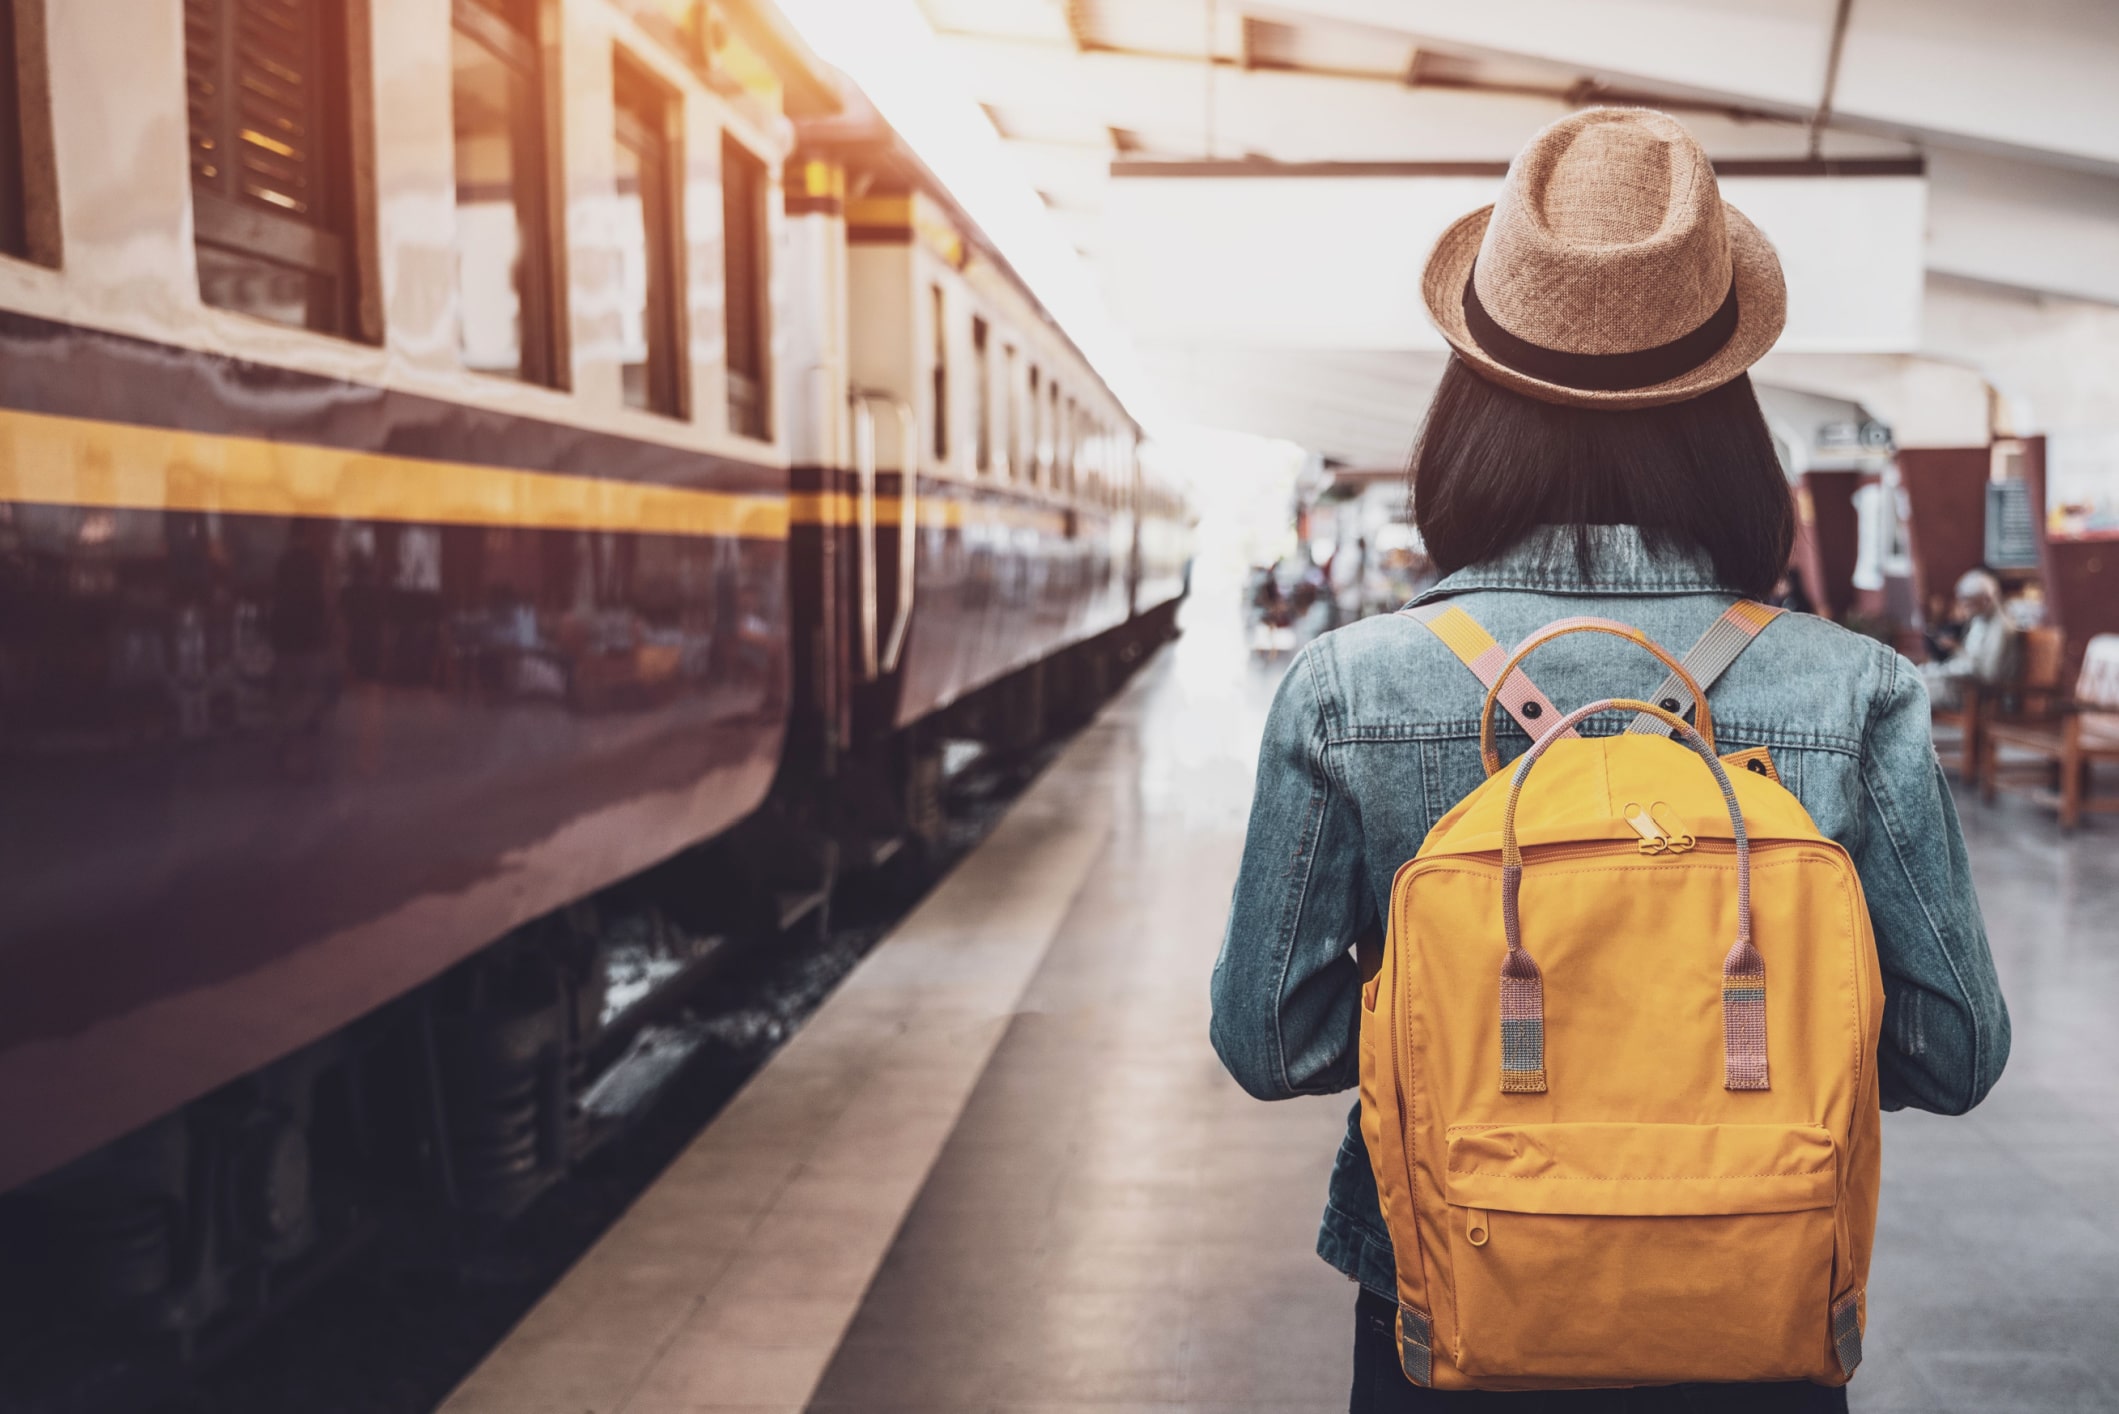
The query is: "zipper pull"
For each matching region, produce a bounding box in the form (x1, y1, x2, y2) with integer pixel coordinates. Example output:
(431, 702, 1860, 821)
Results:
(1465, 1208, 1491, 1247)
(1649, 803, 1696, 854)
(1625, 802, 1668, 854)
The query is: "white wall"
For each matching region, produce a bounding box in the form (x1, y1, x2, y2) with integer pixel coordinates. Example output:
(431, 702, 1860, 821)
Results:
(1100, 173, 1927, 353)
(1923, 275, 2119, 511)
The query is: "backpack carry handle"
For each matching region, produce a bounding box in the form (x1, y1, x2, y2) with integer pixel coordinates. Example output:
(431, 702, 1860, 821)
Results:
(1479, 619, 1713, 775)
(1492, 698, 1768, 1096)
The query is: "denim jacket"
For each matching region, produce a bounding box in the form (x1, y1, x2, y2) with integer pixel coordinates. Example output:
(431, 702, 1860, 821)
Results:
(1210, 526, 2010, 1299)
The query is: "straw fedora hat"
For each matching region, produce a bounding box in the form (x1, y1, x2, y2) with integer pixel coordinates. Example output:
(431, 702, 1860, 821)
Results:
(1423, 107, 1786, 409)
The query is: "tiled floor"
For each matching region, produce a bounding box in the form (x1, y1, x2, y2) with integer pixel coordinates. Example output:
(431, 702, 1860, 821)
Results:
(441, 599, 2119, 1414)
(808, 605, 1345, 1413)
(1855, 776, 2119, 1412)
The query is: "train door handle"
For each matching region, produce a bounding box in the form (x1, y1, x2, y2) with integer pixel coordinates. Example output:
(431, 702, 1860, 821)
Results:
(848, 394, 880, 681)
(879, 397, 918, 675)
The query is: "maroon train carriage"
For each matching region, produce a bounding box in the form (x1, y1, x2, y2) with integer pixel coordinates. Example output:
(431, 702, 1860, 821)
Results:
(0, 0, 1187, 1377)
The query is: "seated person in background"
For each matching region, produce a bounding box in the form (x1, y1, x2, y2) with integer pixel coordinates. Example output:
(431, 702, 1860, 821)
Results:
(1921, 569, 2020, 710)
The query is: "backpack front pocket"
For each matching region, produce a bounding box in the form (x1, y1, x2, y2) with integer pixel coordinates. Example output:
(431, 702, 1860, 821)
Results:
(1442, 1121, 1841, 1387)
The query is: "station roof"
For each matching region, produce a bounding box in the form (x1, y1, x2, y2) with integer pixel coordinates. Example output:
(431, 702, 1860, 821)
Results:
(917, 0, 2119, 466)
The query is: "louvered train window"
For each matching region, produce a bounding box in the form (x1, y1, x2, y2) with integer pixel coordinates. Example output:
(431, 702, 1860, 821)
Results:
(1025, 365, 1041, 484)
(0, 0, 59, 267)
(971, 317, 991, 472)
(0, 0, 26, 258)
(929, 283, 948, 463)
(185, 0, 359, 334)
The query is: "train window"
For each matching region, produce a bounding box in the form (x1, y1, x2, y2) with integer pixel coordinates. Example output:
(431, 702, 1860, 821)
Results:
(722, 131, 771, 440)
(1082, 421, 1098, 504)
(1058, 396, 1074, 496)
(1079, 420, 1093, 502)
(971, 316, 992, 472)
(1000, 343, 1018, 478)
(0, 0, 52, 265)
(1026, 365, 1042, 485)
(1076, 405, 1090, 497)
(0, 0, 16, 263)
(930, 283, 948, 464)
(0, 0, 25, 259)
(1045, 378, 1060, 492)
(1087, 414, 1100, 498)
(452, 0, 560, 383)
(613, 55, 683, 417)
(186, 0, 365, 334)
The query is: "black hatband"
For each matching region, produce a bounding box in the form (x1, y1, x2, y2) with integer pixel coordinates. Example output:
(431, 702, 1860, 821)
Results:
(1461, 271, 1740, 392)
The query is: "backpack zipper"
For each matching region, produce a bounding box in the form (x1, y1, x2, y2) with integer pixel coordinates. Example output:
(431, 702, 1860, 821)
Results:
(1424, 837, 1809, 869)
(1391, 944, 1425, 1317)
(1624, 802, 1696, 854)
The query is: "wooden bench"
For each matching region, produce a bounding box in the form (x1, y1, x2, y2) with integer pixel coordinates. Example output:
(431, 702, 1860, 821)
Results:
(1982, 634, 2119, 829)
(1930, 683, 1986, 784)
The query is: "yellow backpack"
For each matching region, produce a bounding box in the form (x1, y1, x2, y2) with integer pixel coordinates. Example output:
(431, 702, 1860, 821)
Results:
(1359, 610, 1884, 1391)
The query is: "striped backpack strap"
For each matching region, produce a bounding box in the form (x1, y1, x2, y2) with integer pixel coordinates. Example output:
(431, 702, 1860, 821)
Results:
(1398, 602, 1577, 743)
(1625, 599, 1786, 736)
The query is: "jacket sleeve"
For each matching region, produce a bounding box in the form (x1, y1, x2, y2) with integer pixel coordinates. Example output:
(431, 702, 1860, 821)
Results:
(1210, 644, 1374, 1101)
(1855, 652, 2012, 1114)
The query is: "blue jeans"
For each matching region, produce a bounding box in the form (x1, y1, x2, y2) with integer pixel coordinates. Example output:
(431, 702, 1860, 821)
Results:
(1352, 1289, 1851, 1413)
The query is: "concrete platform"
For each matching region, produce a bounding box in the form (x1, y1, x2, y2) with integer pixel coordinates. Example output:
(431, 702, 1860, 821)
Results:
(439, 602, 2119, 1414)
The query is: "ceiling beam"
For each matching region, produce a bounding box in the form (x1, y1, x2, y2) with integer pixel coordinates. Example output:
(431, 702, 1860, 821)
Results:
(1805, 0, 1856, 158)
(1060, 0, 1098, 53)
(931, 33, 1916, 165)
(1254, 0, 2119, 173)
(1107, 156, 1926, 179)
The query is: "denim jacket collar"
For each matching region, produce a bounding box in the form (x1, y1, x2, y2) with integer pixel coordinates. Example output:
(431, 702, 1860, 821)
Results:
(1409, 525, 1732, 604)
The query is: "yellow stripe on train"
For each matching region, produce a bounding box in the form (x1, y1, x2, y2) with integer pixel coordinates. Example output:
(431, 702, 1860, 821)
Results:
(787, 490, 1069, 535)
(0, 407, 790, 539)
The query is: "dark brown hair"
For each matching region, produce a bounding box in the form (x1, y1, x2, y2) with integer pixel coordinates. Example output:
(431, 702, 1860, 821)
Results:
(1410, 357, 1797, 599)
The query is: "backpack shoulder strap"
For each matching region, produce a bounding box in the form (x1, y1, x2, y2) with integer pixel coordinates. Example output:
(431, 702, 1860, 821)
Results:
(1625, 600, 1786, 736)
(1397, 602, 1578, 743)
